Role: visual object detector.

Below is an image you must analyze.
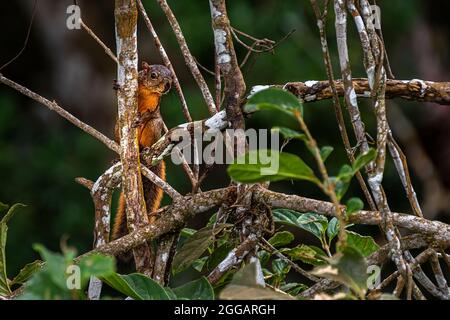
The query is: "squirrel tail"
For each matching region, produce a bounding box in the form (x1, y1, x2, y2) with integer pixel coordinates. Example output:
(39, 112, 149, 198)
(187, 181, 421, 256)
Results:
(111, 161, 166, 240)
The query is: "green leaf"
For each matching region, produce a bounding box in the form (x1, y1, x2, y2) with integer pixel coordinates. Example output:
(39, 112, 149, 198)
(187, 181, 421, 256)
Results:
(244, 87, 302, 116)
(102, 273, 170, 300)
(352, 148, 377, 173)
(228, 150, 319, 184)
(271, 127, 306, 141)
(10, 260, 43, 287)
(337, 164, 353, 183)
(172, 224, 230, 274)
(326, 217, 339, 244)
(272, 259, 291, 276)
(219, 262, 295, 300)
(19, 245, 77, 300)
(206, 243, 234, 271)
(192, 257, 208, 273)
(280, 282, 308, 295)
(180, 228, 196, 239)
(172, 277, 214, 300)
(283, 244, 327, 266)
(312, 246, 368, 297)
(257, 250, 271, 267)
(0, 203, 26, 297)
(346, 231, 379, 257)
(268, 231, 294, 248)
(346, 198, 364, 216)
(320, 146, 334, 162)
(77, 254, 115, 286)
(273, 209, 328, 240)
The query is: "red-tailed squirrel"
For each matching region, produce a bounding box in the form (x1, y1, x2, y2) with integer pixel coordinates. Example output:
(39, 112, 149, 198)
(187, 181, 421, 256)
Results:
(112, 62, 172, 240)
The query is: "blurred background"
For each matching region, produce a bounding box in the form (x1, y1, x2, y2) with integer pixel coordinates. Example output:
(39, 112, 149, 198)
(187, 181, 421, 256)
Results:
(0, 0, 449, 278)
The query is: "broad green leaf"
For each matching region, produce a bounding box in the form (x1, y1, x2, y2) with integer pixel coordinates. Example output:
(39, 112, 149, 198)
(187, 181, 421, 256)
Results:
(228, 150, 319, 184)
(346, 231, 379, 257)
(163, 287, 178, 300)
(180, 228, 196, 238)
(257, 250, 271, 267)
(192, 257, 208, 273)
(312, 246, 367, 297)
(0, 203, 27, 296)
(220, 262, 295, 300)
(346, 198, 364, 216)
(77, 254, 115, 286)
(10, 260, 43, 287)
(273, 209, 328, 240)
(281, 282, 308, 295)
(268, 231, 294, 247)
(271, 127, 306, 141)
(352, 148, 377, 173)
(19, 245, 77, 300)
(206, 243, 234, 271)
(102, 273, 170, 300)
(337, 165, 353, 183)
(244, 87, 302, 116)
(326, 217, 339, 243)
(272, 259, 290, 276)
(282, 244, 327, 266)
(172, 277, 214, 300)
(172, 224, 230, 274)
(320, 146, 334, 162)
(33, 244, 70, 289)
(296, 213, 329, 240)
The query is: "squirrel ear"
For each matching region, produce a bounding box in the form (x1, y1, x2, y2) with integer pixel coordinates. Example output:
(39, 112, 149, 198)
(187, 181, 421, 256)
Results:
(142, 61, 150, 71)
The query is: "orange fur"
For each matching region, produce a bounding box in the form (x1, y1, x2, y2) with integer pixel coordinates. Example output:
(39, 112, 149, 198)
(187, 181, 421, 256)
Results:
(112, 82, 166, 240)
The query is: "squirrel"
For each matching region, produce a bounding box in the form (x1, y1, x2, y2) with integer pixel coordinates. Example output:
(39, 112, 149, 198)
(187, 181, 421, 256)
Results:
(112, 62, 173, 240)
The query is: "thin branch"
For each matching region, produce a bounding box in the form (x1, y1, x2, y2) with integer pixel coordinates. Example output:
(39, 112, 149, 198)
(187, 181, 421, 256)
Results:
(136, 0, 192, 122)
(79, 18, 119, 65)
(157, 0, 217, 115)
(0, 74, 119, 153)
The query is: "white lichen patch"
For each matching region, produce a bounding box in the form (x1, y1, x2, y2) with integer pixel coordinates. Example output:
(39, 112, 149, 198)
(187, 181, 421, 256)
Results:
(305, 80, 318, 87)
(248, 85, 271, 98)
(213, 29, 231, 65)
(205, 110, 227, 129)
(367, 66, 376, 89)
(349, 88, 358, 106)
(209, 1, 222, 19)
(305, 94, 317, 102)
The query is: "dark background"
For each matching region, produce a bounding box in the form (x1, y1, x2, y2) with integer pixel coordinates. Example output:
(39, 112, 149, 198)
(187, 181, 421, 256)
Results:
(0, 0, 449, 279)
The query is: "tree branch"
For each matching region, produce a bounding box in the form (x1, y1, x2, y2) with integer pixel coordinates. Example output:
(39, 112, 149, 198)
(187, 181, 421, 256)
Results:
(114, 0, 152, 275)
(283, 78, 450, 106)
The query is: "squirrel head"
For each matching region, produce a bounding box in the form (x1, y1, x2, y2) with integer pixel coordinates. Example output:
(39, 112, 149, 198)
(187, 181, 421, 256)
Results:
(139, 62, 173, 95)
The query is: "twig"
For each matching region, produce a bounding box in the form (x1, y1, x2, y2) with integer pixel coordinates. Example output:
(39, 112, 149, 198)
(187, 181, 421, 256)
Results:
(260, 238, 319, 282)
(0, 74, 119, 153)
(309, 0, 376, 211)
(157, 0, 217, 115)
(79, 18, 119, 65)
(136, 0, 192, 122)
(207, 234, 258, 284)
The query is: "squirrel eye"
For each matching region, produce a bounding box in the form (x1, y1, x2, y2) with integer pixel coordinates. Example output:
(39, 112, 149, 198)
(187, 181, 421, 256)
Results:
(150, 72, 158, 79)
